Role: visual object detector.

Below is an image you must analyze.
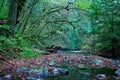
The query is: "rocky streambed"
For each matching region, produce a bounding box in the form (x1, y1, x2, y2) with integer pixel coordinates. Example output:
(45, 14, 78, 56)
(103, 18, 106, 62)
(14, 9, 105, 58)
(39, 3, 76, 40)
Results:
(0, 52, 120, 80)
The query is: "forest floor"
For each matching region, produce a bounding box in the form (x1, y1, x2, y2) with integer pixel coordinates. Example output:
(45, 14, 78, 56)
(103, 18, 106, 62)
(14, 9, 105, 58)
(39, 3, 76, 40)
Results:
(0, 52, 120, 79)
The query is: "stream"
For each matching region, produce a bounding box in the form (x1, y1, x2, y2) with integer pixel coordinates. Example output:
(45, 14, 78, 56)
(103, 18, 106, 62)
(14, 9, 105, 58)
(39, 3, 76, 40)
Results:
(0, 50, 120, 80)
(45, 67, 116, 80)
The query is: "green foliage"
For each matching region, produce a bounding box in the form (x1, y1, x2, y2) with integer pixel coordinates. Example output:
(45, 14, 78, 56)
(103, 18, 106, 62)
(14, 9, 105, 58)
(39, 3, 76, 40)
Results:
(0, 33, 41, 59)
(0, 25, 11, 37)
(0, 0, 9, 18)
(0, 36, 17, 50)
(74, 0, 92, 10)
(16, 0, 87, 49)
(87, 0, 120, 56)
(19, 49, 40, 59)
(1, 0, 119, 58)
(0, 25, 9, 29)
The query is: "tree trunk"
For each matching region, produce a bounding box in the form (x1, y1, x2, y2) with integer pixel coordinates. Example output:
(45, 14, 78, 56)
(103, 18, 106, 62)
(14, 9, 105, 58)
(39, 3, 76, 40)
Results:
(8, 0, 18, 37)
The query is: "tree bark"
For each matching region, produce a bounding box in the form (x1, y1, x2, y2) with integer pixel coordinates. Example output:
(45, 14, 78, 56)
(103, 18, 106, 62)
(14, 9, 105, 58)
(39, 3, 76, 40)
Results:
(8, 0, 18, 37)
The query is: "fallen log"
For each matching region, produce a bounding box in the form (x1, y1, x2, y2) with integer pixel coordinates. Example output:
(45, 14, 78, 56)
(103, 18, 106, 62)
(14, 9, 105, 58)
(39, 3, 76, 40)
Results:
(43, 45, 62, 54)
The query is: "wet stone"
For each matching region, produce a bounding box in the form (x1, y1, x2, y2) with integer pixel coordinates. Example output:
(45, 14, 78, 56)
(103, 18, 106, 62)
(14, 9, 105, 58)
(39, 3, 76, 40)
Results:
(27, 60, 34, 64)
(27, 77, 44, 80)
(49, 60, 55, 66)
(53, 68, 69, 76)
(96, 74, 108, 80)
(84, 56, 89, 59)
(4, 74, 12, 80)
(64, 59, 70, 64)
(53, 68, 59, 76)
(88, 61, 93, 65)
(114, 69, 120, 78)
(37, 69, 49, 78)
(40, 58, 49, 67)
(93, 59, 103, 67)
(16, 66, 27, 74)
(28, 68, 37, 77)
(64, 56, 67, 59)
(115, 60, 120, 68)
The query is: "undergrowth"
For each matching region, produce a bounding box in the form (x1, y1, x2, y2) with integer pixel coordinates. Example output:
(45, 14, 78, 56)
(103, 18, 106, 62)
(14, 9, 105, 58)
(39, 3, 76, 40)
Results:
(0, 33, 41, 59)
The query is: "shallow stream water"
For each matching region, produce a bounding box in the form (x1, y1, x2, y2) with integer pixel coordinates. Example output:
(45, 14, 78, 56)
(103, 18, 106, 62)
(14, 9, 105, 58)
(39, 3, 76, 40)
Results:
(45, 66, 115, 80)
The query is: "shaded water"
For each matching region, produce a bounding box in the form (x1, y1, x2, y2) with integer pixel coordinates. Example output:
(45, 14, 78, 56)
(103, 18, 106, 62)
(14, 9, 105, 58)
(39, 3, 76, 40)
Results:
(45, 67, 115, 80)
(0, 63, 116, 80)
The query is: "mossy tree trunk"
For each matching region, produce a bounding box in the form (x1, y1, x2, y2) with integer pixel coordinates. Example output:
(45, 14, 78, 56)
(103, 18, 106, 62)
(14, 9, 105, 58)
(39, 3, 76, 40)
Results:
(8, 0, 18, 37)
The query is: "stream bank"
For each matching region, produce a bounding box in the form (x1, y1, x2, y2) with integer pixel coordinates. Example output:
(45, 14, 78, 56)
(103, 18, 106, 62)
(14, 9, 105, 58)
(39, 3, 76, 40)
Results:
(0, 52, 120, 80)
